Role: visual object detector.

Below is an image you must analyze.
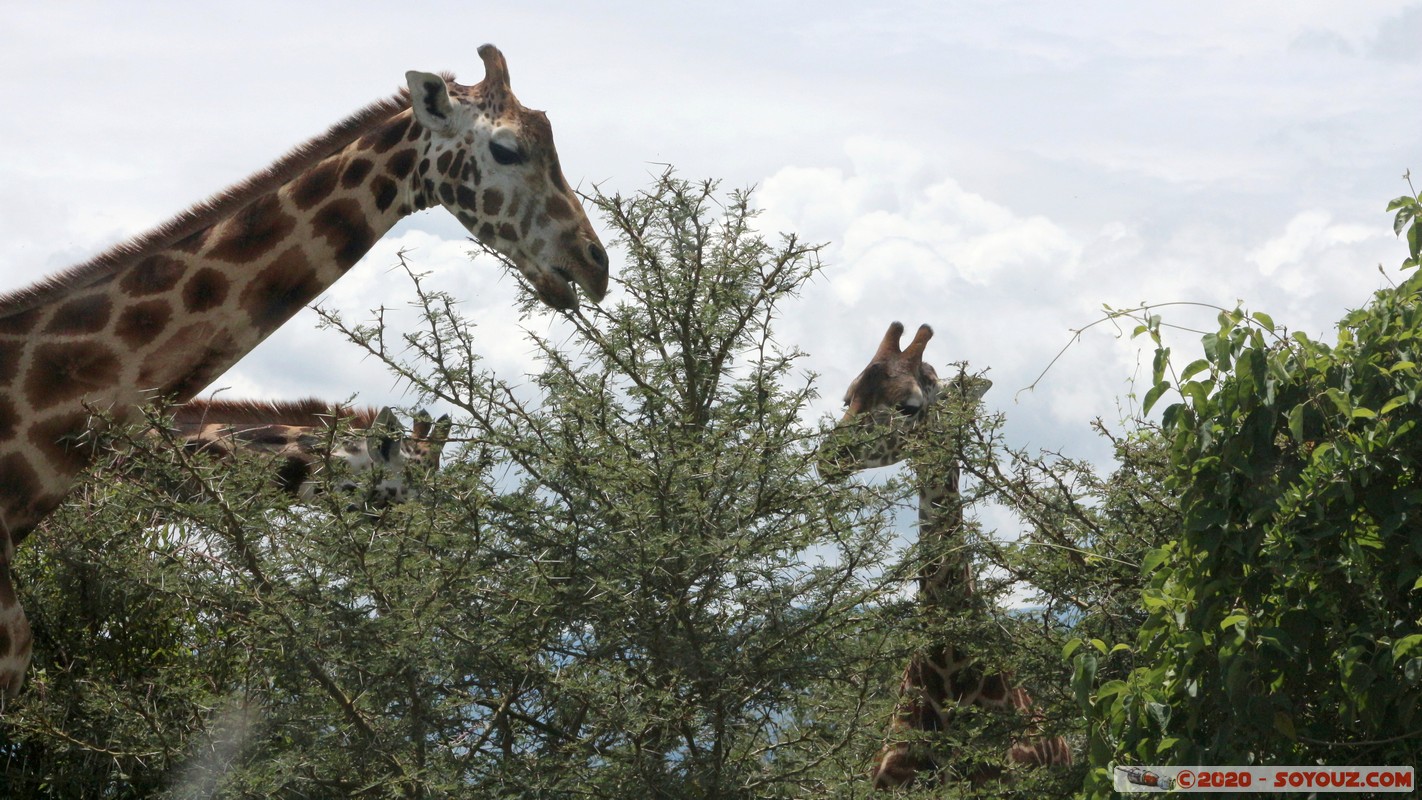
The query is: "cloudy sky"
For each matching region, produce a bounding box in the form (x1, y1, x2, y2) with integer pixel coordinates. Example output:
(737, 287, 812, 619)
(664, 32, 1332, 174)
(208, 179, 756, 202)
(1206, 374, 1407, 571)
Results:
(2, 1, 1419, 474)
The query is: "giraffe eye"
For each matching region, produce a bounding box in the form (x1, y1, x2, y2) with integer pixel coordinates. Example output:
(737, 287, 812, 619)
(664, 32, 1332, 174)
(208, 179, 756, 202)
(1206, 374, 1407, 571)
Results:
(489, 140, 526, 166)
(895, 402, 920, 417)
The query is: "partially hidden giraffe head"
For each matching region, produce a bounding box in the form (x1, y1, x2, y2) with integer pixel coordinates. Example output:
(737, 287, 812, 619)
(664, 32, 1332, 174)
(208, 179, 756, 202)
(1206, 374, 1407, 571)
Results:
(330, 407, 454, 507)
(818, 322, 991, 476)
(406, 45, 609, 310)
(173, 402, 453, 509)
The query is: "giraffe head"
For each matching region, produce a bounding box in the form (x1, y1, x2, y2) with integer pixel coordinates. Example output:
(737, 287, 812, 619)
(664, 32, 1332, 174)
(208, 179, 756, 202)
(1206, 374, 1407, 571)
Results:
(818, 322, 990, 477)
(317, 407, 454, 508)
(406, 45, 608, 310)
(170, 402, 452, 509)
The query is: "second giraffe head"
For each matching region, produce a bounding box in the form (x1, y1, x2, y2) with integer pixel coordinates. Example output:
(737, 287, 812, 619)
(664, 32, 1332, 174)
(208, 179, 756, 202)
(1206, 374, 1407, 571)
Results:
(820, 322, 991, 474)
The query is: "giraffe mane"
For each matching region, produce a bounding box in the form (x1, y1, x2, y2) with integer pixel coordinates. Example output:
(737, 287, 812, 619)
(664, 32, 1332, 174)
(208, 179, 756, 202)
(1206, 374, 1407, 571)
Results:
(0, 74, 454, 319)
(171, 398, 382, 429)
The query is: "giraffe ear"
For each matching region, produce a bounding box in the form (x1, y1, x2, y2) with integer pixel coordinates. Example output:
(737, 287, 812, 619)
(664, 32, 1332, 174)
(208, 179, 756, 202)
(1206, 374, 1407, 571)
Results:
(407, 71, 457, 134)
(367, 407, 404, 463)
(965, 375, 993, 403)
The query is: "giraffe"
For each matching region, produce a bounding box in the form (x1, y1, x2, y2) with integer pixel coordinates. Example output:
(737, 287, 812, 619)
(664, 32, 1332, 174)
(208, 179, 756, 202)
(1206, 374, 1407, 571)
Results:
(158, 398, 453, 508)
(818, 321, 1071, 790)
(0, 45, 607, 697)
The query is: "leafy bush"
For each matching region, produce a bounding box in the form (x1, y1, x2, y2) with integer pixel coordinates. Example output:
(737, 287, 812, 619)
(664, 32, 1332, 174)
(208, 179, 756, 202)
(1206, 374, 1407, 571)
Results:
(1076, 186, 1422, 795)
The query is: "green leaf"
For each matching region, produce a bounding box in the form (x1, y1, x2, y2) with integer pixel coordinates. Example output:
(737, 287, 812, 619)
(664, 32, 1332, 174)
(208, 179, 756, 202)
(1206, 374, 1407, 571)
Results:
(1143, 590, 1170, 611)
(1225, 657, 1252, 699)
(1408, 658, 1422, 684)
(1220, 613, 1249, 630)
(1095, 679, 1127, 701)
(1147, 701, 1171, 730)
(1152, 346, 1172, 383)
(1201, 332, 1220, 362)
(1388, 194, 1419, 213)
(1393, 634, 1422, 659)
(1311, 441, 1336, 462)
(1288, 405, 1306, 442)
(1143, 380, 1172, 415)
(1326, 388, 1353, 416)
(1072, 652, 1099, 710)
(1182, 380, 1211, 411)
(1253, 311, 1275, 331)
(1142, 546, 1174, 573)
(1381, 396, 1411, 416)
(1180, 359, 1211, 382)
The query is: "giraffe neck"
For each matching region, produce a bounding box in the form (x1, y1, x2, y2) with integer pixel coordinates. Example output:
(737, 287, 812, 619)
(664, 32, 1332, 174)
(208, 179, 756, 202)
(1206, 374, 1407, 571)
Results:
(915, 460, 976, 608)
(0, 102, 441, 544)
(873, 391, 1071, 789)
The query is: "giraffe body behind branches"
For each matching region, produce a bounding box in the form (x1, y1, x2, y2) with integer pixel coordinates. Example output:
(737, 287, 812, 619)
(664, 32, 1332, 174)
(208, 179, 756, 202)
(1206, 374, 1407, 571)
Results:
(0, 45, 605, 697)
(819, 322, 1071, 790)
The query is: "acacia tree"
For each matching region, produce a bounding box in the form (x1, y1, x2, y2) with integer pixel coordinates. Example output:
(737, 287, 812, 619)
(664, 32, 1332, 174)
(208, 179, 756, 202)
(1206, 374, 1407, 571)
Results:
(3, 174, 911, 798)
(323, 175, 919, 797)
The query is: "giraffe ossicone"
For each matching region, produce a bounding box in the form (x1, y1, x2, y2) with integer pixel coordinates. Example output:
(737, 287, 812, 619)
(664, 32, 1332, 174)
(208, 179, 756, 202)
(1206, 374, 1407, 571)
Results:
(820, 321, 1069, 790)
(0, 44, 600, 699)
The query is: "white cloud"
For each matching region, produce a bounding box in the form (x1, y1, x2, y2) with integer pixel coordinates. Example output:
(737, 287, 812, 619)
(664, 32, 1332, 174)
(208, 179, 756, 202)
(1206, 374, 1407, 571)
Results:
(760, 136, 1078, 297)
(1250, 211, 1381, 278)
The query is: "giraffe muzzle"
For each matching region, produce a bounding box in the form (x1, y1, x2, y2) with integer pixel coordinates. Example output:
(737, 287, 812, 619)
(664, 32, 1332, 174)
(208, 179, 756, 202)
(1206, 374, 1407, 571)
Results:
(536, 240, 608, 309)
(583, 241, 610, 302)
